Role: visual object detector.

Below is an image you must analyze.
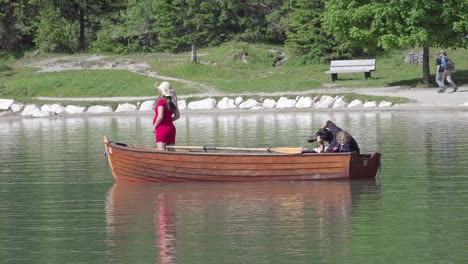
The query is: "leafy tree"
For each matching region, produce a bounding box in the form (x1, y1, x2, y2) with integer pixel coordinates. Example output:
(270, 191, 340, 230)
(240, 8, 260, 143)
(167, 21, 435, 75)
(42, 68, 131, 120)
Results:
(179, 0, 225, 49)
(285, 0, 349, 64)
(0, 0, 18, 50)
(34, 5, 77, 52)
(122, 0, 158, 52)
(37, 0, 126, 52)
(150, 0, 290, 51)
(153, 0, 235, 52)
(228, 0, 287, 42)
(93, 0, 231, 53)
(264, 0, 290, 43)
(152, 0, 189, 52)
(323, 0, 468, 83)
(91, 0, 149, 54)
(0, 0, 36, 51)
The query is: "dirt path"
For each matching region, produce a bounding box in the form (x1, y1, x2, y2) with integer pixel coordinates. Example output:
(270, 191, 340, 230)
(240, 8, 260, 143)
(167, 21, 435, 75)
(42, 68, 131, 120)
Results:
(347, 86, 468, 109)
(24, 55, 219, 95)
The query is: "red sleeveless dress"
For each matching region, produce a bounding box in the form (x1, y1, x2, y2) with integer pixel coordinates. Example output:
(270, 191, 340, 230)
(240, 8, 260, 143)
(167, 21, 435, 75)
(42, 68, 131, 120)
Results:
(153, 98, 176, 144)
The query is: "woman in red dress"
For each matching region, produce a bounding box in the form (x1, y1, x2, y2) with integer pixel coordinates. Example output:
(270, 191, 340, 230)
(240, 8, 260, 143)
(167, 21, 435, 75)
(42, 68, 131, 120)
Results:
(152, 81, 180, 151)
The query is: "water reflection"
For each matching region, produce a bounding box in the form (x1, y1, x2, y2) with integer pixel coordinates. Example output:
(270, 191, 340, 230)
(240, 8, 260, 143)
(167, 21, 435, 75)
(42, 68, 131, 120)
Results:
(3, 111, 468, 263)
(105, 180, 379, 263)
(0, 111, 387, 157)
(2, 111, 468, 150)
(156, 193, 176, 264)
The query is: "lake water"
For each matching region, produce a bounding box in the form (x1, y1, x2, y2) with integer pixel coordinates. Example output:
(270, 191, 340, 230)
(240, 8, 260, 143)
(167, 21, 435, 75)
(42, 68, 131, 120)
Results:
(1, 110, 468, 264)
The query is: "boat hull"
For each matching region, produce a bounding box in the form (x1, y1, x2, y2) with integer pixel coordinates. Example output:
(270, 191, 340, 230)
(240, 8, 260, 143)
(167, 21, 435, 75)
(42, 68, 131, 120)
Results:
(103, 137, 381, 183)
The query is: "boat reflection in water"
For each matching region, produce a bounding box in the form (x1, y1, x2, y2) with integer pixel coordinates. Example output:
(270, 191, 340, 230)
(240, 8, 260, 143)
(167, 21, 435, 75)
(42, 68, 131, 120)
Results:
(105, 180, 379, 263)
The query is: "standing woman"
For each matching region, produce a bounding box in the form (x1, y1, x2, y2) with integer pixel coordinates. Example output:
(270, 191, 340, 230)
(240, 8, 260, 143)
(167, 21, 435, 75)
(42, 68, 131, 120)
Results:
(152, 81, 180, 151)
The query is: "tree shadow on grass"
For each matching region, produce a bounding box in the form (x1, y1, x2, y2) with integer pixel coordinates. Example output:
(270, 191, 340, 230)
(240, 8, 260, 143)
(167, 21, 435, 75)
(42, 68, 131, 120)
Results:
(388, 70, 468, 88)
(451, 70, 468, 86)
(388, 78, 428, 88)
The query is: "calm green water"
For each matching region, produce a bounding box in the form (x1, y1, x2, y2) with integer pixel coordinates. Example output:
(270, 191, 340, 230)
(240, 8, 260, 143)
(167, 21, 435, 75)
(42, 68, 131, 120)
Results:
(1, 111, 468, 264)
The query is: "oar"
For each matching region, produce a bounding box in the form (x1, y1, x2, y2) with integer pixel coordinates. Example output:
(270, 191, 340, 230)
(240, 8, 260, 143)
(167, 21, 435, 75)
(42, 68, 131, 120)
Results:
(166, 145, 303, 154)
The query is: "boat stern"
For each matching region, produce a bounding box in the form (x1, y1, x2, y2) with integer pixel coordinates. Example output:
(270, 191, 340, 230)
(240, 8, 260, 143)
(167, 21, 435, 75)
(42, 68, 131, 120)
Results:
(349, 152, 381, 179)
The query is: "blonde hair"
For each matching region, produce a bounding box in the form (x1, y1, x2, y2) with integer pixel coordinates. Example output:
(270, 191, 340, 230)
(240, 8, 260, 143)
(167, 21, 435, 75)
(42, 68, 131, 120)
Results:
(337, 130, 351, 145)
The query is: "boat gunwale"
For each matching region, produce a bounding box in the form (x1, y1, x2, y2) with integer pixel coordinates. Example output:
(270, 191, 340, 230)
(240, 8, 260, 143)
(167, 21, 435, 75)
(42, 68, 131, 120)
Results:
(107, 140, 358, 157)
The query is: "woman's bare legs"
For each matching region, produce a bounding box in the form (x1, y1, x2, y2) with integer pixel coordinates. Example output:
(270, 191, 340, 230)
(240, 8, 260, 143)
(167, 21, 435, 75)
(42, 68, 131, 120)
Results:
(157, 142, 167, 151)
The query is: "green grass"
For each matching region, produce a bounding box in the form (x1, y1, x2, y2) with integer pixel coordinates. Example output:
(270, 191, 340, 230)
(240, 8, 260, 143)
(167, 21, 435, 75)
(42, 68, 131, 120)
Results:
(1, 43, 466, 104)
(0, 67, 197, 98)
(0, 62, 11, 72)
(149, 43, 323, 93)
(149, 44, 467, 92)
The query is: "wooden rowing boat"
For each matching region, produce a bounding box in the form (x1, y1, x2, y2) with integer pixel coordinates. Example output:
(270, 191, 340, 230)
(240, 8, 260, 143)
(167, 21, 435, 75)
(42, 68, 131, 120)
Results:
(103, 136, 381, 183)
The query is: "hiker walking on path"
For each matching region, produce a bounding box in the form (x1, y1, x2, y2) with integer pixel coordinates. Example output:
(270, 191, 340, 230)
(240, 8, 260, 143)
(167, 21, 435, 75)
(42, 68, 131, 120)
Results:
(436, 50, 458, 93)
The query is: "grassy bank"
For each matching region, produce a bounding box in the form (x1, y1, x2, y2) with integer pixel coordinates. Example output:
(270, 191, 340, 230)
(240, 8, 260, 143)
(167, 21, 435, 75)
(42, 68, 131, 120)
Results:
(1, 43, 466, 105)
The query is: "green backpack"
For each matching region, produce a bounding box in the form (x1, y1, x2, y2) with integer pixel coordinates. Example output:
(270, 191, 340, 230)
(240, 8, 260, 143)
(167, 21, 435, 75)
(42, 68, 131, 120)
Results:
(444, 57, 455, 71)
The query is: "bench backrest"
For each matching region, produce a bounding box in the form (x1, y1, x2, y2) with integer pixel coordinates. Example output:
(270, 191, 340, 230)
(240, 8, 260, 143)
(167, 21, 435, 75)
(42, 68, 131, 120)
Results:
(330, 59, 375, 67)
(329, 59, 376, 72)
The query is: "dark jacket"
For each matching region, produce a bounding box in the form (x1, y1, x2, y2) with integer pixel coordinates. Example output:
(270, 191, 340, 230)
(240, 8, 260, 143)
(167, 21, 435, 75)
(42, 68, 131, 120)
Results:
(324, 121, 360, 154)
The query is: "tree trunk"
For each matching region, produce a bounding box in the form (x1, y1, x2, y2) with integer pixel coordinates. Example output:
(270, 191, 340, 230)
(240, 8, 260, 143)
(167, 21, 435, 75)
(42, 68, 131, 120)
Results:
(191, 44, 197, 63)
(79, 7, 86, 52)
(422, 46, 431, 84)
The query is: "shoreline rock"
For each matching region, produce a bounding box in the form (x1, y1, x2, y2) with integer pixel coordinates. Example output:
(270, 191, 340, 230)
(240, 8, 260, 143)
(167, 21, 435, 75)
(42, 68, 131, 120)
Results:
(2, 88, 468, 118)
(0, 95, 398, 118)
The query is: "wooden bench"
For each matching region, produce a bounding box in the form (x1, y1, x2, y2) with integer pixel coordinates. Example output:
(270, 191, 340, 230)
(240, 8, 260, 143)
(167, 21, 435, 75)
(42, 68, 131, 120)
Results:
(325, 59, 376, 81)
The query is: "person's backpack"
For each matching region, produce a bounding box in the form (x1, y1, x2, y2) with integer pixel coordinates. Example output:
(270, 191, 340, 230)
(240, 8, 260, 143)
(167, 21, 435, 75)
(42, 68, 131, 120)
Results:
(445, 57, 455, 71)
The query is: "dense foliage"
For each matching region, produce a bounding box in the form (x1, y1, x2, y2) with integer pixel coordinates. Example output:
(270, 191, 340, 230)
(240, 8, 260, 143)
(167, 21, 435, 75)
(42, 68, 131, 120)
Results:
(323, 0, 468, 82)
(1, 0, 467, 67)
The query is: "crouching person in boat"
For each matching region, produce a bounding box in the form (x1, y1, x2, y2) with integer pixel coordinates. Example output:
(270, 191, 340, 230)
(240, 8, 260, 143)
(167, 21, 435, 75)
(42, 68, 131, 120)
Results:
(305, 120, 360, 154)
(152, 81, 180, 151)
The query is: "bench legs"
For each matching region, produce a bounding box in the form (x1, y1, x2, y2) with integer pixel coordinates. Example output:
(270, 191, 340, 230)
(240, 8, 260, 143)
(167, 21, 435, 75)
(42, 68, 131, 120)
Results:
(330, 72, 371, 81)
(331, 73, 338, 82)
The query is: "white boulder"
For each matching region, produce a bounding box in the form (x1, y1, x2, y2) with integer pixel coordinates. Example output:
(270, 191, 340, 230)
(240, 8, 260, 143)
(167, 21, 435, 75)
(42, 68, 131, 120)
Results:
(314, 96, 335, 108)
(65, 105, 86, 114)
(187, 98, 217, 110)
(295, 96, 314, 108)
(378, 101, 392, 107)
(178, 100, 187, 110)
(251, 106, 264, 110)
(32, 110, 53, 117)
(115, 103, 137, 112)
(87, 105, 113, 113)
(363, 101, 377, 108)
(21, 105, 39, 116)
(139, 100, 155, 111)
(276, 97, 296, 108)
(332, 96, 347, 108)
(0, 99, 14, 110)
(11, 103, 24, 112)
(21, 104, 52, 117)
(348, 100, 363, 108)
(234, 97, 243, 106)
(262, 99, 277, 109)
(41, 104, 65, 114)
(217, 97, 237, 109)
(238, 99, 260, 109)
